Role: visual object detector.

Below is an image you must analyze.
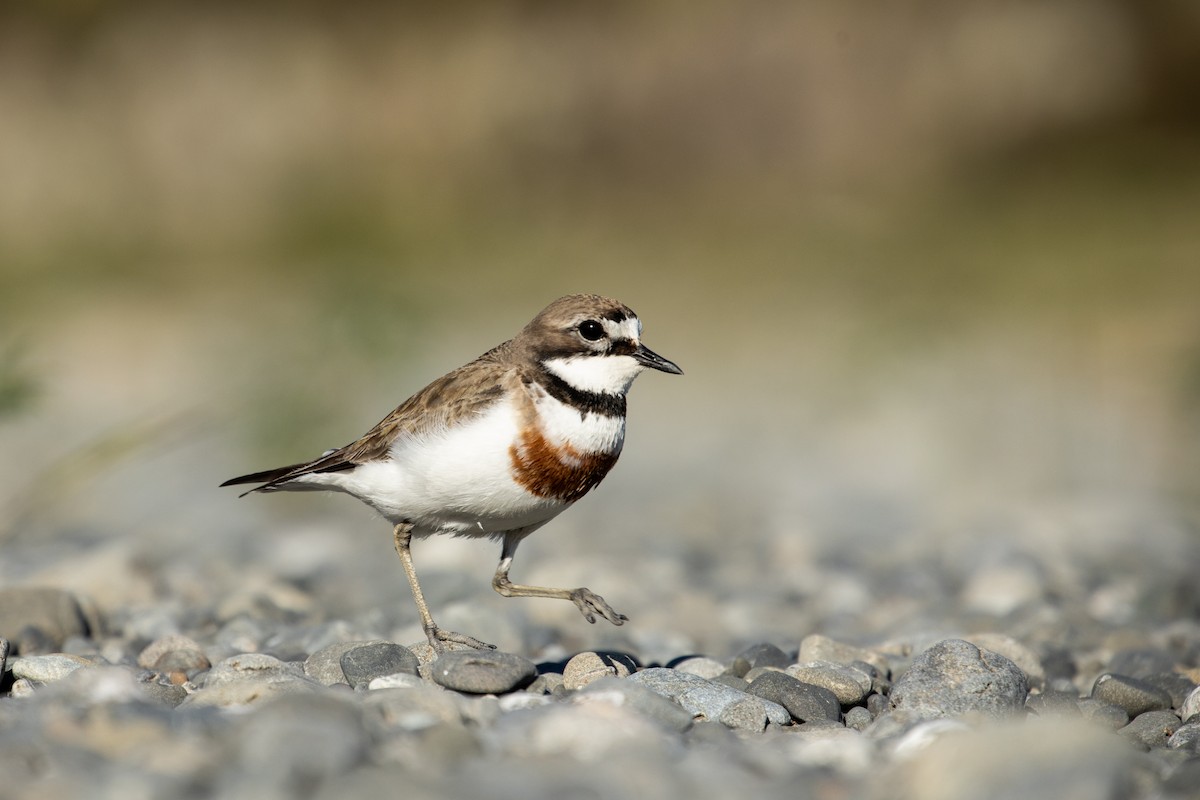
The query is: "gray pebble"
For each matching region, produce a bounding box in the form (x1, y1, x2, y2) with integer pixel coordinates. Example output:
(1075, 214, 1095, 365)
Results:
(0, 587, 98, 652)
(367, 672, 425, 690)
(965, 632, 1046, 691)
(888, 639, 1028, 721)
(205, 653, 306, 685)
(747, 670, 840, 723)
(845, 705, 873, 732)
(431, 650, 536, 694)
(525, 673, 564, 695)
(1142, 672, 1196, 710)
(363, 684, 466, 731)
(786, 661, 872, 705)
(866, 692, 889, 718)
(562, 651, 630, 690)
(710, 674, 750, 692)
(1077, 698, 1130, 730)
(1167, 722, 1200, 753)
(304, 640, 387, 686)
(136, 634, 210, 673)
(1120, 710, 1182, 749)
(1026, 688, 1082, 717)
(574, 676, 694, 733)
(730, 642, 792, 677)
(1184, 685, 1200, 722)
(673, 656, 726, 680)
(340, 642, 419, 688)
(10, 653, 95, 682)
(140, 680, 189, 708)
(629, 667, 790, 728)
(799, 634, 889, 675)
(1092, 673, 1173, 717)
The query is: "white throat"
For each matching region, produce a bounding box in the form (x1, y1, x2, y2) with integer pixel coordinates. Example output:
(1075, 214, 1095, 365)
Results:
(543, 354, 644, 395)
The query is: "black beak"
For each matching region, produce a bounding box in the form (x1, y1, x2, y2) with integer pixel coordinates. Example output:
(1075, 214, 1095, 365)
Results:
(633, 343, 683, 375)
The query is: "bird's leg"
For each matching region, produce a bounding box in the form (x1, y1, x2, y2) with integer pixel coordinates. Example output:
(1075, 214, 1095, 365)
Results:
(392, 523, 494, 652)
(491, 535, 628, 626)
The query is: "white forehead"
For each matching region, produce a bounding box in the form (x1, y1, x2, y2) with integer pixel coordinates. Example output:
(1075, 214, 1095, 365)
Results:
(602, 316, 641, 341)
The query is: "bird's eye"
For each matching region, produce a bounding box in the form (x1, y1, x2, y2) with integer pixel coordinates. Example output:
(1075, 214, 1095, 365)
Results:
(578, 320, 605, 341)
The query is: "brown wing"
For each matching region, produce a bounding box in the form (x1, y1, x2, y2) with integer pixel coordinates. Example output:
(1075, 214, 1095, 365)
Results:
(221, 342, 513, 494)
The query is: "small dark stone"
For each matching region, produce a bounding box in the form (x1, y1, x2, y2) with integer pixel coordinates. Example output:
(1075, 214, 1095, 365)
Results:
(1078, 698, 1130, 730)
(1092, 673, 1173, 718)
(431, 650, 536, 695)
(866, 693, 889, 719)
(729, 643, 792, 677)
(747, 671, 840, 722)
(1120, 710, 1183, 750)
(339, 642, 419, 688)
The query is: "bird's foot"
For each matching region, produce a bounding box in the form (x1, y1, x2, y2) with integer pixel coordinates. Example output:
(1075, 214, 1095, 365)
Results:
(569, 588, 628, 626)
(426, 625, 496, 653)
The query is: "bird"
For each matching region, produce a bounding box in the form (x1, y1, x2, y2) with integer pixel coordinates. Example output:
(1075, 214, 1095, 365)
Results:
(221, 294, 682, 651)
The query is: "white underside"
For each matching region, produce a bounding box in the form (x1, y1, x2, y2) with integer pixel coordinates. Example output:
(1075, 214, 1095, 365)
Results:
(286, 389, 627, 539)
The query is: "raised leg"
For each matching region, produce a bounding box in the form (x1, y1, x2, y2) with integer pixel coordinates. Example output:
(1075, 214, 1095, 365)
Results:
(491, 533, 628, 626)
(392, 523, 494, 651)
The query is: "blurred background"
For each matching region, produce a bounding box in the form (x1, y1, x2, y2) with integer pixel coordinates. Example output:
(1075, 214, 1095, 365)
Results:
(2, 0, 1199, 653)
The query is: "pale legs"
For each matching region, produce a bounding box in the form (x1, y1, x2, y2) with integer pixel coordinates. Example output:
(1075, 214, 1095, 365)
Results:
(393, 523, 494, 651)
(491, 531, 628, 626)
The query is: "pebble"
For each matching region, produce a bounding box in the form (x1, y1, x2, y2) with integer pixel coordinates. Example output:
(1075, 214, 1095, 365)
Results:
(1077, 698, 1129, 730)
(304, 640, 387, 686)
(887, 639, 1028, 722)
(340, 642, 419, 688)
(747, 670, 840, 723)
(785, 661, 871, 705)
(366, 672, 425, 690)
(137, 634, 210, 673)
(1167, 722, 1200, 753)
(1142, 672, 1196, 710)
(672, 656, 726, 680)
(1119, 710, 1182, 749)
(1091, 673, 1173, 717)
(0, 587, 98, 652)
(1180, 685, 1200, 722)
(574, 676, 694, 733)
(10, 653, 96, 682)
(729, 642, 792, 677)
(1108, 648, 1178, 678)
(964, 632, 1045, 691)
(798, 634, 889, 676)
(430, 650, 537, 694)
(562, 651, 631, 690)
(844, 705, 873, 731)
(629, 667, 790, 730)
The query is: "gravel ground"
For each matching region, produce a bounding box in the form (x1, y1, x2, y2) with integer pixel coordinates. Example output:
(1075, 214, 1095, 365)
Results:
(2, 474, 1199, 800)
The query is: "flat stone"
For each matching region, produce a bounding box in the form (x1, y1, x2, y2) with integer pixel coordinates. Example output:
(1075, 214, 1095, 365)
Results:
(1091, 673, 1172, 718)
(179, 675, 322, 708)
(137, 634, 210, 673)
(888, 639, 1028, 721)
(340, 642, 419, 688)
(205, 653, 306, 685)
(304, 640, 388, 686)
(672, 656, 726, 680)
(1077, 698, 1129, 730)
(1120, 710, 1182, 749)
(10, 653, 96, 682)
(628, 667, 790, 728)
(798, 634, 889, 676)
(786, 661, 872, 705)
(574, 677, 694, 733)
(0, 588, 98, 652)
(1167, 722, 1200, 752)
(367, 672, 425, 691)
(747, 670, 840, 722)
(430, 650, 536, 694)
(562, 651, 630, 690)
(730, 642, 792, 677)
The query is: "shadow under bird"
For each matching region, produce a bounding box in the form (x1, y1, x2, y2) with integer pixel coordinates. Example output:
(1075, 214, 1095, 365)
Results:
(221, 294, 682, 651)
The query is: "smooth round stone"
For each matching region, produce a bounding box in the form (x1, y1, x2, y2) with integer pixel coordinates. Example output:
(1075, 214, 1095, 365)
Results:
(205, 653, 305, 686)
(137, 634, 210, 672)
(629, 667, 790, 728)
(11, 653, 96, 682)
(340, 642, 419, 688)
(965, 633, 1045, 691)
(798, 634, 889, 676)
(672, 656, 726, 680)
(1092, 673, 1173, 718)
(140, 680, 189, 708)
(747, 670, 840, 723)
(431, 650, 536, 694)
(730, 642, 792, 677)
(304, 640, 388, 686)
(845, 705, 873, 732)
(717, 695, 777, 732)
(786, 661, 872, 705)
(889, 639, 1028, 722)
(1167, 722, 1200, 752)
(1077, 698, 1130, 730)
(367, 672, 425, 690)
(1142, 673, 1196, 710)
(1180, 684, 1200, 722)
(562, 651, 630, 691)
(1120, 710, 1182, 749)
